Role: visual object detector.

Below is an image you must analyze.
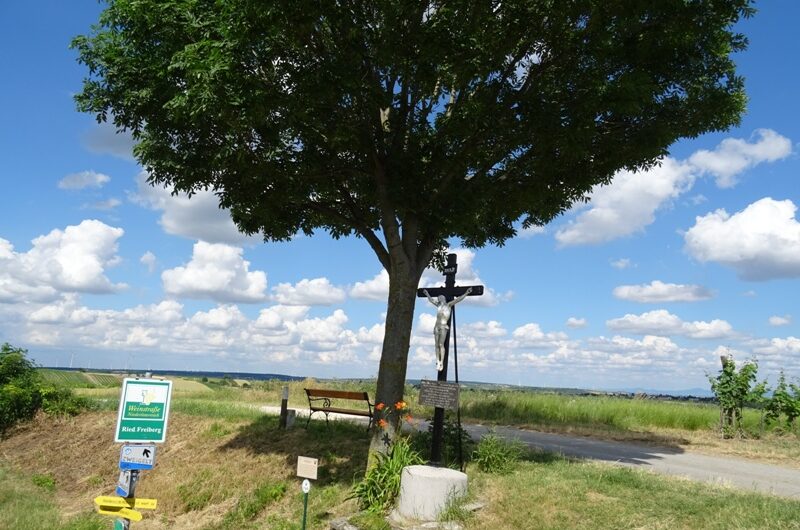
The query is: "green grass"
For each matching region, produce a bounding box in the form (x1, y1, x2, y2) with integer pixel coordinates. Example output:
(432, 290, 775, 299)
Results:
(0, 467, 106, 530)
(459, 391, 762, 433)
(468, 453, 800, 529)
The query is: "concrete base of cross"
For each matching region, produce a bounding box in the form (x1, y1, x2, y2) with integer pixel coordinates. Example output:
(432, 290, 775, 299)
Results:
(394, 465, 468, 521)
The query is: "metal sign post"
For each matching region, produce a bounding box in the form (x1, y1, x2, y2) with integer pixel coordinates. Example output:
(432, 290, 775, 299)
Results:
(301, 479, 311, 530)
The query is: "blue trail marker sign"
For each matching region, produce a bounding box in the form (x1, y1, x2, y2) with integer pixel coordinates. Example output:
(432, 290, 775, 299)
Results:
(115, 378, 173, 443)
(120, 444, 156, 470)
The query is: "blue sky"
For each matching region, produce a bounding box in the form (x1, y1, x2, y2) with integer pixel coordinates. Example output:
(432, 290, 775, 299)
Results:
(0, 2, 798, 391)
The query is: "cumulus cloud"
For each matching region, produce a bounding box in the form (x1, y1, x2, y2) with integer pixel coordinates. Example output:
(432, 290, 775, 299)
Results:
(688, 129, 792, 188)
(555, 130, 791, 247)
(58, 170, 111, 190)
(131, 172, 250, 244)
(0, 220, 125, 303)
(606, 309, 734, 339)
(556, 158, 694, 246)
(566, 317, 587, 329)
(162, 241, 267, 303)
(350, 270, 389, 301)
(684, 197, 800, 281)
(82, 121, 136, 161)
(511, 323, 568, 347)
(612, 281, 712, 303)
(271, 277, 346, 306)
(140, 251, 156, 273)
(769, 315, 792, 327)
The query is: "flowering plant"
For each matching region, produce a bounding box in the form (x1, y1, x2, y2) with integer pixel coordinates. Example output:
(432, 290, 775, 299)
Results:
(353, 399, 423, 512)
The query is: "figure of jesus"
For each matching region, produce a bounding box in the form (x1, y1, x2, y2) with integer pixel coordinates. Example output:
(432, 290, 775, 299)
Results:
(423, 287, 472, 371)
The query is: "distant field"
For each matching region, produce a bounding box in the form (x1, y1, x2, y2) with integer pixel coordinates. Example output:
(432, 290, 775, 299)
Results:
(38, 369, 121, 389)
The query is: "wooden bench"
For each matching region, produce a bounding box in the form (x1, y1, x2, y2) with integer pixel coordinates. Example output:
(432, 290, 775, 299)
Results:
(304, 389, 373, 430)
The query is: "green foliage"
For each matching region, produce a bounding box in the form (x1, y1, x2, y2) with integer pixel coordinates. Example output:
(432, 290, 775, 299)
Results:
(708, 356, 762, 438)
(40, 386, 92, 416)
(765, 371, 800, 431)
(0, 343, 43, 435)
(351, 437, 424, 513)
(472, 432, 525, 474)
(412, 413, 473, 469)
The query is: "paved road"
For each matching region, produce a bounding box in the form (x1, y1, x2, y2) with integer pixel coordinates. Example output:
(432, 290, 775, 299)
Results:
(262, 406, 800, 499)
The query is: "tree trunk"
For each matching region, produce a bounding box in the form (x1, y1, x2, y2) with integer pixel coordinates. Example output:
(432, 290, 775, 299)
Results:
(369, 259, 420, 458)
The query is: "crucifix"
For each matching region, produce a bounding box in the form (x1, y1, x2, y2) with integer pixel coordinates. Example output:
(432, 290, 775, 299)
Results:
(417, 253, 484, 466)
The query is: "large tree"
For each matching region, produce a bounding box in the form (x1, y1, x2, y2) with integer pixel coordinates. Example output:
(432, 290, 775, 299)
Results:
(74, 0, 753, 452)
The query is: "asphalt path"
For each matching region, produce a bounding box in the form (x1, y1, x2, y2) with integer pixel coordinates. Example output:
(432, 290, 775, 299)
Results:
(262, 406, 800, 499)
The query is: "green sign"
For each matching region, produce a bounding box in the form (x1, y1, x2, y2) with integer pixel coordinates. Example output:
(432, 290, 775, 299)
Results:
(115, 378, 173, 443)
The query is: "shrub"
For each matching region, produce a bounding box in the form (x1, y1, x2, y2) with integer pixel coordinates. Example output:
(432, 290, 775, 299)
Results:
(0, 343, 43, 435)
(0, 343, 91, 436)
(412, 413, 473, 469)
(472, 432, 524, 474)
(351, 437, 423, 513)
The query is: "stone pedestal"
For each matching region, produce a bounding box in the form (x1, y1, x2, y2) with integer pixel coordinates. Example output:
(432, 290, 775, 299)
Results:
(395, 465, 468, 521)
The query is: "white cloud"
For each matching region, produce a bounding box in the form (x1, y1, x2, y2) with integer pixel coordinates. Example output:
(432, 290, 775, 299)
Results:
(140, 251, 156, 273)
(566, 317, 587, 329)
(272, 277, 346, 306)
(556, 158, 694, 246)
(610, 258, 632, 270)
(82, 121, 136, 161)
(684, 197, 800, 280)
(350, 270, 389, 301)
(753, 337, 800, 356)
(769, 315, 792, 327)
(612, 281, 712, 303)
(58, 170, 111, 190)
(0, 220, 125, 303)
(606, 309, 734, 339)
(190, 305, 247, 330)
(511, 323, 568, 347)
(689, 129, 792, 188)
(162, 241, 267, 303)
(131, 172, 250, 245)
(555, 130, 791, 247)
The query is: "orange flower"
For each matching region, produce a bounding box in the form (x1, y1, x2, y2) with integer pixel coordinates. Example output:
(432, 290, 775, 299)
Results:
(375, 402, 385, 411)
(377, 419, 388, 429)
(404, 414, 413, 424)
(394, 401, 407, 410)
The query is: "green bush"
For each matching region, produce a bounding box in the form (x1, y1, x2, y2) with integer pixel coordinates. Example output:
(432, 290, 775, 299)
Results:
(472, 432, 524, 474)
(352, 437, 424, 513)
(1, 343, 91, 436)
(412, 414, 473, 469)
(0, 343, 43, 435)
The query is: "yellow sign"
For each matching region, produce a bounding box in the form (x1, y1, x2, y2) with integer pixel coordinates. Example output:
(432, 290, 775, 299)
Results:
(94, 496, 158, 510)
(96, 506, 143, 522)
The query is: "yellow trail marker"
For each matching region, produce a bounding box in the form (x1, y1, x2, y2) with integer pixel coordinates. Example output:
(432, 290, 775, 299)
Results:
(96, 506, 143, 522)
(94, 496, 157, 510)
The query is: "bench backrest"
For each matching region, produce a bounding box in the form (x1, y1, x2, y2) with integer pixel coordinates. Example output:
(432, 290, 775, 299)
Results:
(305, 388, 370, 401)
